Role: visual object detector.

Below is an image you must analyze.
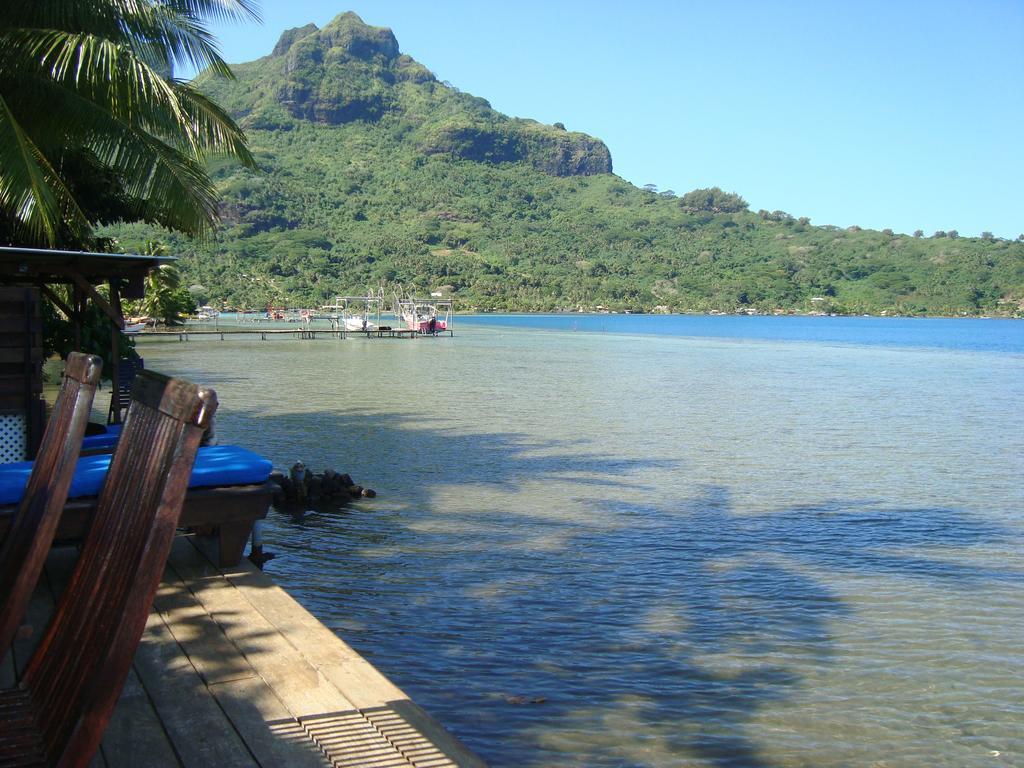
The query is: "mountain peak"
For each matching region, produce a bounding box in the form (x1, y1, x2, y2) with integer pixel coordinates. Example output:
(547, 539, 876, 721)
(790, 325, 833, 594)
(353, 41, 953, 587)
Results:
(272, 11, 400, 61)
(272, 23, 318, 56)
(208, 12, 612, 176)
(322, 11, 400, 60)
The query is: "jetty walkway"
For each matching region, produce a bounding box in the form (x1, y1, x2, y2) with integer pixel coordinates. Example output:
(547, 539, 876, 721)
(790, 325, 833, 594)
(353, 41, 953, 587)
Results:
(139, 328, 454, 342)
(2, 536, 484, 768)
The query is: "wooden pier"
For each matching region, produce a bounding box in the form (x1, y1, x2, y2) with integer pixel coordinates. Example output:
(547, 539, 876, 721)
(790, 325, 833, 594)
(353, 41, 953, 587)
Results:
(2, 536, 484, 768)
(138, 328, 454, 341)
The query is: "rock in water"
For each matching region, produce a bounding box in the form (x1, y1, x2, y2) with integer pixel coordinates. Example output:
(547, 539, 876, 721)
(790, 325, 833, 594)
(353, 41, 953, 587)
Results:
(307, 475, 323, 501)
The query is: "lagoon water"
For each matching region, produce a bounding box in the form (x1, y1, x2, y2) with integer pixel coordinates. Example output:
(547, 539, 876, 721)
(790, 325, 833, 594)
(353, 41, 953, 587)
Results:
(137, 315, 1023, 767)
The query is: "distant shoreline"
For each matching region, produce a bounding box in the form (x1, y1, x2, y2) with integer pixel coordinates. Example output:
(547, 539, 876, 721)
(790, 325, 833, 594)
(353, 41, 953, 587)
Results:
(201, 309, 1022, 322)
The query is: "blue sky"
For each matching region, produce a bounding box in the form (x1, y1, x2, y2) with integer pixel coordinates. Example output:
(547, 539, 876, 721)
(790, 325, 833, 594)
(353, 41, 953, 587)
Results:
(205, 1, 1023, 238)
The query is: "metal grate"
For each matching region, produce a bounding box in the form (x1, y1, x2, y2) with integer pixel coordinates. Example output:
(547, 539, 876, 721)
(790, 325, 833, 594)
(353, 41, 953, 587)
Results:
(300, 706, 458, 768)
(0, 413, 28, 463)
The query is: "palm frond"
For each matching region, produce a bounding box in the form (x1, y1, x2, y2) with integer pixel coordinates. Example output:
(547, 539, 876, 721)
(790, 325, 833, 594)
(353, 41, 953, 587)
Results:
(8, 78, 219, 236)
(128, 9, 236, 79)
(161, 0, 262, 26)
(1, 30, 189, 133)
(5, 30, 236, 160)
(0, 12, 234, 98)
(0, 1, 258, 67)
(0, 94, 88, 245)
(172, 82, 255, 166)
(89, 122, 221, 236)
(0, 0, 257, 245)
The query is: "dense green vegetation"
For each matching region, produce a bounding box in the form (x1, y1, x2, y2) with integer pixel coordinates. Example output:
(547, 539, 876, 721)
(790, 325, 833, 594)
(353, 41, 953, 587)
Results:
(109, 11, 1024, 317)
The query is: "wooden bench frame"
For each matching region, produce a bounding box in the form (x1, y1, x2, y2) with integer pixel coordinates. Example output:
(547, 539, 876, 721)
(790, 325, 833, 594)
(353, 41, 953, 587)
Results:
(0, 370, 218, 767)
(0, 482, 273, 568)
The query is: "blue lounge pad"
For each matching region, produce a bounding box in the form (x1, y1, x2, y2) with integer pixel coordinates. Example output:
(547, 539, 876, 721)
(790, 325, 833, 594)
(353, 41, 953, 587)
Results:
(81, 424, 123, 451)
(0, 445, 273, 506)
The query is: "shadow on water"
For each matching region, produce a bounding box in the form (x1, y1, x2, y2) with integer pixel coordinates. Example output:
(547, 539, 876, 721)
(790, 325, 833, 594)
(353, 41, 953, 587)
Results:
(218, 406, 1012, 768)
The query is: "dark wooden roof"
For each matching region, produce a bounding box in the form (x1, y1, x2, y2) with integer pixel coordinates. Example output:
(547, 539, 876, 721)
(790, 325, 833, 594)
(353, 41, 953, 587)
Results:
(0, 246, 174, 285)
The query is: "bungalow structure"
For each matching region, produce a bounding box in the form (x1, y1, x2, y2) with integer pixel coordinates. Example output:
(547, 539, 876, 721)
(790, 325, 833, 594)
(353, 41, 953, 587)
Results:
(0, 245, 170, 460)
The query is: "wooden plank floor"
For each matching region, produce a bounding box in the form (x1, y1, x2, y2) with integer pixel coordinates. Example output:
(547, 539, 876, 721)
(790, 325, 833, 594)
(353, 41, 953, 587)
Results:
(2, 536, 486, 768)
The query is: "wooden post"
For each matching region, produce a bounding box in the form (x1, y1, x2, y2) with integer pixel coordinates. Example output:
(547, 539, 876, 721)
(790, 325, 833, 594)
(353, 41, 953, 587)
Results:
(108, 280, 124, 423)
(22, 291, 32, 436)
(22, 289, 42, 457)
(72, 284, 84, 352)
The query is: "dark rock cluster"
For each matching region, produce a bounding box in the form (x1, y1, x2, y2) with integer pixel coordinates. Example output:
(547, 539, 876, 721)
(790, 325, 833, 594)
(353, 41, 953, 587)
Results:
(269, 461, 376, 509)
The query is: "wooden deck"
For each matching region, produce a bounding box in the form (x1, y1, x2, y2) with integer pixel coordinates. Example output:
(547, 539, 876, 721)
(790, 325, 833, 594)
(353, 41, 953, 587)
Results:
(1, 536, 485, 768)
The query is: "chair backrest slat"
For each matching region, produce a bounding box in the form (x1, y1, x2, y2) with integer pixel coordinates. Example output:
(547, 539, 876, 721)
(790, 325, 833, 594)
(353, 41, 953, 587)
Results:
(0, 352, 102, 655)
(106, 357, 143, 425)
(19, 370, 217, 766)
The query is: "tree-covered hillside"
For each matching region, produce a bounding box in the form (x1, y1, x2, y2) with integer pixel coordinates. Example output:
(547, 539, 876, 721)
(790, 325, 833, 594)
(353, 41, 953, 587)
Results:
(108, 11, 1024, 316)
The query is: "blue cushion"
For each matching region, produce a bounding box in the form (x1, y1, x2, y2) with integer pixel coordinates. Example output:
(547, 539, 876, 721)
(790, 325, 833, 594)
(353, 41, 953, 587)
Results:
(0, 462, 32, 506)
(0, 445, 273, 506)
(81, 424, 123, 451)
(187, 445, 273, 489)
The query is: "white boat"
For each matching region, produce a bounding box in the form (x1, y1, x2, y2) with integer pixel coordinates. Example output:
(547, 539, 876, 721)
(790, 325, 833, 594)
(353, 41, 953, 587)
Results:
(196, 305, 219, 321)
(393, 294, 452, 334)
(122, 322, 146, 334)
(343, 315, 375, 331)
(322, 293, 382, 332)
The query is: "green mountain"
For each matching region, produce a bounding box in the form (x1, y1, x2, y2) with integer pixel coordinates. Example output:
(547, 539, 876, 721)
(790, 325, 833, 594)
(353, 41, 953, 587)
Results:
(109, 11, 1024, 316)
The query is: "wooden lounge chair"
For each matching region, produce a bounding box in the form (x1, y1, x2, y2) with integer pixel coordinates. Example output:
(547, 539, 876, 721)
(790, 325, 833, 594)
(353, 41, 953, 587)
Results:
(0, 352, 102, 656)
(0, 371, 217, 767)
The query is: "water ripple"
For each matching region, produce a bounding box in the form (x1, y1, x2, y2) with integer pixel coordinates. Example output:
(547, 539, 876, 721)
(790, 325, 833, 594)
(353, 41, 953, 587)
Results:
(137, 322, 1024, 767)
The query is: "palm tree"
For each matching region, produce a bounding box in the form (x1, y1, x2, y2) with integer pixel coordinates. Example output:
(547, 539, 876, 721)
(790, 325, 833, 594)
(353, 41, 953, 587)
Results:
(126, 241, 193, 325)
(0, 0, 259, 247)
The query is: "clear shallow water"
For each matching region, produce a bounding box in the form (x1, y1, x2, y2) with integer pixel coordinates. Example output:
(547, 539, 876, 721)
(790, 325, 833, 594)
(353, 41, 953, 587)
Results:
(138, 316, 1024, 767)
